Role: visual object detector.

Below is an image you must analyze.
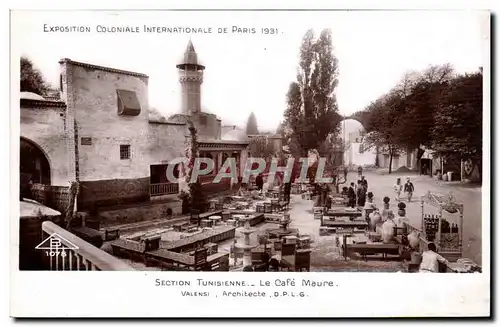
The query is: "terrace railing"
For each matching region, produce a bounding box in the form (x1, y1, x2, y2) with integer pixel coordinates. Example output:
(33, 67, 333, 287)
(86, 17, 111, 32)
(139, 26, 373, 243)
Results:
(199, 175, 217, 185)
(41, 221, 135, 271)
(150, 182, 179, 196)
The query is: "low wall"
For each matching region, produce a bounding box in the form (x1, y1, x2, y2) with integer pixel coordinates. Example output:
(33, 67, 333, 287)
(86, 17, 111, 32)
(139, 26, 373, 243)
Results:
(30, 184, 70, 213)
(97, 199, 182, 227)
(202, 179, 232, 194)
(19, 215, 62, 270)
(78, 177, 150, 210)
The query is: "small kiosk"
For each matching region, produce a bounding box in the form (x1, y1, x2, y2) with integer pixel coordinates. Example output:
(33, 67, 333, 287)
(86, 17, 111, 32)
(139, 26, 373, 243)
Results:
(420, 191, 464, 262)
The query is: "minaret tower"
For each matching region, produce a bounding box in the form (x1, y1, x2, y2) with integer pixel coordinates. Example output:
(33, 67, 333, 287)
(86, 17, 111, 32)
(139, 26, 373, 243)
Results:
(176, 40, 205, 116)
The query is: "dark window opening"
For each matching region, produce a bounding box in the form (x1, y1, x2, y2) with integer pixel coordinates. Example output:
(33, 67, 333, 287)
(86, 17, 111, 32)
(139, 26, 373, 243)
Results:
(117, 89, 141, 116)
(150, 164, 180, 184)
(120, 144, 131, 160)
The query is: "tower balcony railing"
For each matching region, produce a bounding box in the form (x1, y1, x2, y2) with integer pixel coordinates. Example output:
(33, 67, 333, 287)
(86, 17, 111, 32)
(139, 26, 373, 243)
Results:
(179, 69, 204, 80)
(41, 221, 135, 271)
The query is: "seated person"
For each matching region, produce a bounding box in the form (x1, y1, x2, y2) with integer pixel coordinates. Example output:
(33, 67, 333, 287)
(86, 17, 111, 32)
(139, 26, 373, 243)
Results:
(419, 243, 450, 273)
(268, 258, 280, 272)
(253, 252, 271, 271)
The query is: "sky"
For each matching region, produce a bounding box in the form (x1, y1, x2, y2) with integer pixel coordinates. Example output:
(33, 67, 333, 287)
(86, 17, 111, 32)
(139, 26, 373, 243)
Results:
(12, 10, 486, 132)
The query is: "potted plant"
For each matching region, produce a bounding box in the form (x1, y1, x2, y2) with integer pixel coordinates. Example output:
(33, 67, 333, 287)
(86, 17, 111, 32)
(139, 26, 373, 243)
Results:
(397, 202, 406, 217)
(179, 191, 191, 214)
(367, 192, 374, 203)
(383, 196, 390, 209)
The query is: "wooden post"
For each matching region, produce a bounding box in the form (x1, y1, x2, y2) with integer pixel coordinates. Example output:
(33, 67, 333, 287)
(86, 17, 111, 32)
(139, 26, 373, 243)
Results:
(460, 159, 464, 182)
(420, 198, 425, 237)
(459, 204, 464, 255)
(437, 203, 443, 250)
(342, 234, 348, 260)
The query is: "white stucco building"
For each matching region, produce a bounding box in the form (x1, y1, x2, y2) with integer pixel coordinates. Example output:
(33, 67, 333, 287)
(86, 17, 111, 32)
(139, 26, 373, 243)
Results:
(339, 119, 377, 168)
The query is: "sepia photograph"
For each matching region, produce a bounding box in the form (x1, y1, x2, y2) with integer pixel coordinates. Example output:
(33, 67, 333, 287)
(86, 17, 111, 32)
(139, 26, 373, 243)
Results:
(15, 9, 487, 274)
(9, 5, 490, 318)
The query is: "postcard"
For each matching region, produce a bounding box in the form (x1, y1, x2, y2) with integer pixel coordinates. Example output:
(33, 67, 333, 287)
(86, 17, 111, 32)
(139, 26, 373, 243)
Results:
(9, 6, 490, 318)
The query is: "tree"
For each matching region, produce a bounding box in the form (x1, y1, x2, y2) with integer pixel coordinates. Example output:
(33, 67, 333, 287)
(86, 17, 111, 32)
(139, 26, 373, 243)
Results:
(275, 121, 285, 136)
(179, 121, 208, 214)
(317, 133, 346, 191)
(353, 64, 454, 150)
(363, 92, 406, 174)
(284, 29, 342, 157)
(432, 72, 482, 160)
(248, 135, 276, 162)
(245, 112, 259, 135)
(350, 110, 373, 132)
(20, 56, 50, 95)
(392, 64, 455, 167)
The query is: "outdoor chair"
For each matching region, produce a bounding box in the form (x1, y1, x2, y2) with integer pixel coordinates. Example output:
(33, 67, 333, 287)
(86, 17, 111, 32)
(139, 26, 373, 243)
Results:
(294, 249, 312, 272)
(271, 199, 280, 212)
(281, 243, 296, 256)
(193, 248, 208, 271)
(190, 210, 201, 225)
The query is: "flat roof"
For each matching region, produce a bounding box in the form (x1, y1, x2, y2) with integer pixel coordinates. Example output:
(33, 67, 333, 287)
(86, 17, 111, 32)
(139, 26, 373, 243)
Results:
(59, 58, 149, 78)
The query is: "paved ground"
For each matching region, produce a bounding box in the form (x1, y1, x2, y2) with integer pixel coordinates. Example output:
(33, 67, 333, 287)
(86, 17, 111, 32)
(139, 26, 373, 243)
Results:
(286, 195, 404, 272)
(116, 171, 483, 270)
(341, 171, 483, 265)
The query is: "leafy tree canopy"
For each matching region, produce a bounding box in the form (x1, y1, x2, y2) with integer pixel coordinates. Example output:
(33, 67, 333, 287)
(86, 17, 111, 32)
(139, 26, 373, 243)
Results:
(284, 29, 342, 156)
(20, 56, 50, 96)
(431, 72, 482, 158)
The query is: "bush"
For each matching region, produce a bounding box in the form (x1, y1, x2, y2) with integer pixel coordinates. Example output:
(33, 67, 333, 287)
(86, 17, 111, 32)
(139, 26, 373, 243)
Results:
(179, 191, 191, 214)
(189, 181, 209, 213)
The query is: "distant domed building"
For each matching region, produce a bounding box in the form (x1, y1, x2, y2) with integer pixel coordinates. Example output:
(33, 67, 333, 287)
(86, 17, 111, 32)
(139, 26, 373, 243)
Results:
(20, 92, 46, 101)
(339, 118, 417, 171)
(339, 118, 376, 168)
(148, 107, 168, 123)
(222, 127, 248, 142)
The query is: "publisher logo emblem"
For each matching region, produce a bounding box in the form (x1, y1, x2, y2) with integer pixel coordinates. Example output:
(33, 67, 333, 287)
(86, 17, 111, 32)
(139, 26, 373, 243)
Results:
(35, 233, 79, 257)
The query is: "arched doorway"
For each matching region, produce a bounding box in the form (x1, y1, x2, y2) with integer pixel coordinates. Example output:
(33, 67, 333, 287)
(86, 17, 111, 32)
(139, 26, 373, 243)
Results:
(20, 137, 51, 185)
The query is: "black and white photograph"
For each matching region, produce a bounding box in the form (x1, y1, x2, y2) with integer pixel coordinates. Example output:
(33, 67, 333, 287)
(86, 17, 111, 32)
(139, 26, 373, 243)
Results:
(9, 5, 490, 318)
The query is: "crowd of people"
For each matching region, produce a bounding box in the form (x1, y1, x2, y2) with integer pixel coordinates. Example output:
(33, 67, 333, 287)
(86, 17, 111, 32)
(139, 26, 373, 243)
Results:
(340, 167, 416, 208)
(246, 166, 453, 273)
(342, 174, 369, 208)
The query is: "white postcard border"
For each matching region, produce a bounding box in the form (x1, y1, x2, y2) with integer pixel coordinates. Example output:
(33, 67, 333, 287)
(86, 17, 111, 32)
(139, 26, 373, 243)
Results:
(6, 0, 493, 318)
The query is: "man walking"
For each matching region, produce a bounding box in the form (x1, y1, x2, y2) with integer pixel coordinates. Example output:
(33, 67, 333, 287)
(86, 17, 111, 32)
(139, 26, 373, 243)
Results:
(284, 182, 291, 204)
(356, 181, 366, 207)
(255, 173, 264, 192)
(404, 177, 415, 202)
(360, 175, 368, 190)
(357, 165, 363, 178)
(394, 178, 403, 201)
